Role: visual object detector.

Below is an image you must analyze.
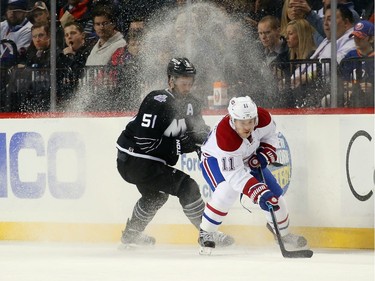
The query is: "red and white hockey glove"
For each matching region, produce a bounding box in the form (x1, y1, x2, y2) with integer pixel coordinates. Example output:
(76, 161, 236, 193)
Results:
(248, 143, 277, 170)
(244, 181, 279, 211)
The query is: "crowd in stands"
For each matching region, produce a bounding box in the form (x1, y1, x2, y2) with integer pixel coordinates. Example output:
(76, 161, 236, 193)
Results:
(0, 0, 373, 112)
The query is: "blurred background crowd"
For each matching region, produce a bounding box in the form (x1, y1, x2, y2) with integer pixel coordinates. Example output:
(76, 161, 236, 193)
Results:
(0, 0, 373, 112)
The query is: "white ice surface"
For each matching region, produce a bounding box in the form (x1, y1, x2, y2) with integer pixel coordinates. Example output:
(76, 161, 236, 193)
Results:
(0, 242, 373, 281)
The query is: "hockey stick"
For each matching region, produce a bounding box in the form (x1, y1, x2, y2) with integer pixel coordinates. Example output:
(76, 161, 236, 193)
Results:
(267, 204, 313, 258)
(258, 168, 313, 258)
(270, 161, 284, 167)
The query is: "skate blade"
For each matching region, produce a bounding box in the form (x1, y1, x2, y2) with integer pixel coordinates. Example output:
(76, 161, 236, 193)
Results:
(199, 246, 213, 255)
(118, 243, 138, 250)
(118, 242, 156, 251)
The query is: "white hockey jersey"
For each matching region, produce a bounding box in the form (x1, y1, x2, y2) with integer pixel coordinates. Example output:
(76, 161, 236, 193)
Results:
(201, 107, 278, 193)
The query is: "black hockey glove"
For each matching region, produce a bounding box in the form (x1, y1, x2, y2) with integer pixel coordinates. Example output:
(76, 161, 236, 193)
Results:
(179, 134, 199, 154)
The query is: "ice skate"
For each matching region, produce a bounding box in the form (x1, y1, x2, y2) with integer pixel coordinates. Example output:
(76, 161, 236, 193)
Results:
(120, 220, 155, 249)
(266, 223, 308, 249)
(198, 229, 215, 255)
(213, 231, 235, 247)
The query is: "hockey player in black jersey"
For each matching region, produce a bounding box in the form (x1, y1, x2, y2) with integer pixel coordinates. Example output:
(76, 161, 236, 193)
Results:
(116, 57, 234, 248)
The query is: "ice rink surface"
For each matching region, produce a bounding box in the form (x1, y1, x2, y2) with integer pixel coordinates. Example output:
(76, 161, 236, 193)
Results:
(0, 242, 373, 281)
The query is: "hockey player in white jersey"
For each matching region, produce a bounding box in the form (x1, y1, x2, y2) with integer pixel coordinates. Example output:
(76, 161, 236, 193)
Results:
(198, 96, 308, 255)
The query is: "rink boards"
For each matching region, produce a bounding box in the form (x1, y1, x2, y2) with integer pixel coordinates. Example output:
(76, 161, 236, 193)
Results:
(0, 109, 373, 249)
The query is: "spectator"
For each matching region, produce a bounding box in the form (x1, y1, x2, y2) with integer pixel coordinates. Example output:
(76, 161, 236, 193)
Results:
(280, 0, 324, 46)
(110, 29, 143, 110)
(78, 5, 126, 111)
(57, 21, 95, 107)
(292, 0, 360, 41)
(7, 23, 59, 112)
(286, 19, 316, 60)
(111, 31, 141, 67)
(294, 4, 356, 107)
(59, 0, 94, 36)
(29, 1, 49, 25)
(85, 5, 126, 66)
(340, 20, 374, 107)
(258, 15, 289, 67)
(284, 18, 317, 107)
(0, 0, 33, 53)
(0, 0, 31, 98)
(310, 4, 355, 64)
(29, 1, 65, 49)
(257, 15, 290, 107)
(22, 23, 53, 68)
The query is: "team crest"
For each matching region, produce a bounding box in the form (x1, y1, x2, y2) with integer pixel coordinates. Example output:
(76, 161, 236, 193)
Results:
(154, 94, 168, 102)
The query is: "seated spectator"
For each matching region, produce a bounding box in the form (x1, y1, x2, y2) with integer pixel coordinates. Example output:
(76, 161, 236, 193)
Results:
(283, 18, 316, 107)
(258, 15, 289, 67)
(20, 23, 55, 68)
(111, 30, 141, 67)
(6, 23, 55, 112)
(297, 4, 356, 107)
(339, 20, 374, 107)
(57, 21, 95, 107)
(310, 4, 356, 61)
(281, 0, 324, 46)
(0, 0, 33, 54)
(59, 0, 94, 36)
(257, 15, 290, 107)
(110, 29, 142, 111)
(286, 19, 316, 60)
(77, 5, 126, 111)
(295, 4, 356, 86)
(29, 1, 49, 25)
(292, 0, 360, 43)
(29, 1, 65, 49)
(85, 5, 126, 66)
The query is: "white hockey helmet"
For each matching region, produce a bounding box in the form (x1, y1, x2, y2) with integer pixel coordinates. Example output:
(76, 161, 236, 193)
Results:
(228, 96, 258, 121)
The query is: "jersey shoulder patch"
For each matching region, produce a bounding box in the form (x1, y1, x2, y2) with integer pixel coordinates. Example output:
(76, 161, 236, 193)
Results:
(256, 107, 272, 129)
(153, 94, 168, 103)
(216, 116, 243, 152)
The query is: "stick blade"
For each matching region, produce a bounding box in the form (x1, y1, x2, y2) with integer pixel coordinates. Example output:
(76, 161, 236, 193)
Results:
(282, 249, 314, 258)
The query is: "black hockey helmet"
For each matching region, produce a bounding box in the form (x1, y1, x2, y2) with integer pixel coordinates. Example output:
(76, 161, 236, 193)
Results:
(167, 57, 196, 77)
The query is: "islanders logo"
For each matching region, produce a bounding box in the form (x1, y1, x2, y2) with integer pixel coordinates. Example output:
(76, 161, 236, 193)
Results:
(269, 132, 292, 194)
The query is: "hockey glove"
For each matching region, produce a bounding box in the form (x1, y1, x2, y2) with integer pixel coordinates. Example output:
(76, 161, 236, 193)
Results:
(248, 143, 277, 170)
(179, 132, 204, 154)
(245, 182, 279, 211)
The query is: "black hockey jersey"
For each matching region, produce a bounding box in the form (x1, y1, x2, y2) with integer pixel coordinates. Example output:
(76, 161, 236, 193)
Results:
(116, 89, 209, 166)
